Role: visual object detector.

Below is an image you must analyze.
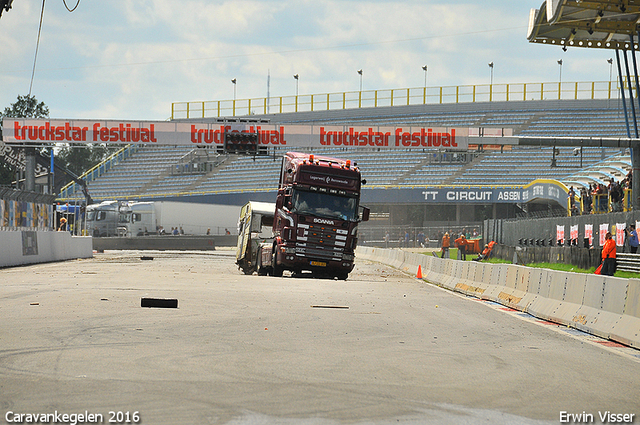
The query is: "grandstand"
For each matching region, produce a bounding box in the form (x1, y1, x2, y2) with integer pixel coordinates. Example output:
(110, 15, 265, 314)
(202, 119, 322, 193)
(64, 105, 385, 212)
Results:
(58, 96, 634, 227)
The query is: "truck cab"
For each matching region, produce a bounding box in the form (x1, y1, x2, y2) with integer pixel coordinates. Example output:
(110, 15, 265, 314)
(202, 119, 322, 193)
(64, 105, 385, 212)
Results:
(124, 202, 155, 236)
(86, 201, 129, 237)
(269, 152, 369, 279)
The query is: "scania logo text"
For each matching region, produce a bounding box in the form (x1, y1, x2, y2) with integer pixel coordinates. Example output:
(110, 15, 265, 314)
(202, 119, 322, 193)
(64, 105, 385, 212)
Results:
(314, 218, 335, 225)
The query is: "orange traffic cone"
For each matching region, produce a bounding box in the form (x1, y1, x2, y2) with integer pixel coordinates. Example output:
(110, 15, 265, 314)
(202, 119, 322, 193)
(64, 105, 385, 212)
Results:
(417, 265, 423, 279)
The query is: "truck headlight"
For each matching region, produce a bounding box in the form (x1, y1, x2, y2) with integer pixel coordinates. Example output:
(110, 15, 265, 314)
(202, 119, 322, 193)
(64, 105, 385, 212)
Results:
(342, 253, 354, 261)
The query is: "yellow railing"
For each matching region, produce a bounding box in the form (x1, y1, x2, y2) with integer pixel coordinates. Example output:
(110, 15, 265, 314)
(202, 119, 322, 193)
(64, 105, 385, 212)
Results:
(569, 189, 632, 216)
(58, 145, 137, 200)
(171, 80, 619, 120)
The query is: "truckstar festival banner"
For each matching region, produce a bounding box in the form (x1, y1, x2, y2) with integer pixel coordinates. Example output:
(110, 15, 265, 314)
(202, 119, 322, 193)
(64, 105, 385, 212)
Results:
(2, 118, 473, 151)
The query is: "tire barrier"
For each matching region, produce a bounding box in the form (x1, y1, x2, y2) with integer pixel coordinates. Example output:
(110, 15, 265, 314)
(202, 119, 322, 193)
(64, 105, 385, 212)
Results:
(356, 246, 640, 349)
(141, 298, 179, 309)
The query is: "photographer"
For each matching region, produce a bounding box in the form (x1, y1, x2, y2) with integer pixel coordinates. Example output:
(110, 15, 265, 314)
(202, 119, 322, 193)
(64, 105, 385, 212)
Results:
(626, 224, 639, 254)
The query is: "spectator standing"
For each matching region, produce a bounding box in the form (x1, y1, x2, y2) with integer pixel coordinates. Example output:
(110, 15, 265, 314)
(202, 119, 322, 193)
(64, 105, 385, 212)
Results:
(441, 232, 450, 258)
(568, 186, 576, 210)
(627, 224, 639, 254)
(580, 187, 592, 214)
(455, 234, 468, 260)
(601, 232, 617, 276)
(609, 180, 622, 212)
(417, 231, 425, 248)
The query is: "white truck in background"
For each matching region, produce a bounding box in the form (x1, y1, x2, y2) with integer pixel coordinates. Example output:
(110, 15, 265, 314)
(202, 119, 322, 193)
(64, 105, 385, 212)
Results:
(87, 200, 240, 237)
(86, 201, 129, 237)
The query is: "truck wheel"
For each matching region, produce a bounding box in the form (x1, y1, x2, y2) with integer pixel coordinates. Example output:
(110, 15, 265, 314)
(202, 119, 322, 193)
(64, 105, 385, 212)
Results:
(257, 256, 267, 276)
(336, 273, 349, 280)
(272, 263, 284, 277)
(271, 250, 284, 277)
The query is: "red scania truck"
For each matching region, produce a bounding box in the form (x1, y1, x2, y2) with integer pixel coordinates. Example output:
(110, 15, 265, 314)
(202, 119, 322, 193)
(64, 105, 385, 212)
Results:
(255, 151, 369, 279)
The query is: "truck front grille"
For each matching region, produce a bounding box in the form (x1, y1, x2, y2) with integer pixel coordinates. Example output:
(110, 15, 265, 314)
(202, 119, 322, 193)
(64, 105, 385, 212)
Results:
(296, 223, 349, 261)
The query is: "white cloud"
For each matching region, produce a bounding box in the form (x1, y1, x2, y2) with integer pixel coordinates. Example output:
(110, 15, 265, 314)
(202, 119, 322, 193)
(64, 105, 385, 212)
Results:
(0, 0, 617, 120)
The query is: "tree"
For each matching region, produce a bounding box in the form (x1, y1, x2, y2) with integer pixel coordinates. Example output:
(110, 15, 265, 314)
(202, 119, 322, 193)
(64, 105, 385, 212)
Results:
(0, 95, 50, 186)
(56, 144, 112, 177)
(1, 95, 113, 189)
(1, 94, 49, 122)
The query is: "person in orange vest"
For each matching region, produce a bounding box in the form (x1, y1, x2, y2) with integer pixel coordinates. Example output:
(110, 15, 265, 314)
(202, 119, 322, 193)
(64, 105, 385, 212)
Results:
(473, 245, 490, 262)
(454, 234, 468, 260)
(487, 240, 496, 253)
(441, 232, 450, 258)
(473, 240, 496, 261)
(601, 231, 617, 276)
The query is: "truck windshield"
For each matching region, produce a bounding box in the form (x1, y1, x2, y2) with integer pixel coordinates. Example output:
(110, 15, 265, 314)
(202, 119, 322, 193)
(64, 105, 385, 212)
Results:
(292, 189, 357, 221)
(119, 212, 130, 224)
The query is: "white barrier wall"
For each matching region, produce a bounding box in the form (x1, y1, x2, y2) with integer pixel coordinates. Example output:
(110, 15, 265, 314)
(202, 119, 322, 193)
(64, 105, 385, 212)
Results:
(0, 230, 93, 268)
(357, 246, 640, 349)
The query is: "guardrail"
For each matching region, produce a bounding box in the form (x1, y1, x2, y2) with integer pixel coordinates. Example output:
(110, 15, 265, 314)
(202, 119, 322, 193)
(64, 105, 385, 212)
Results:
(172, 80, 618, 119)
(356, 246, 640, 349)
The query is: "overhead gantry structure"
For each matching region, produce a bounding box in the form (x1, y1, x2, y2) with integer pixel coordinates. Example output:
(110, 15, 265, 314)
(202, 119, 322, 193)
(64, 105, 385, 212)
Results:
(527, 0, 640, 210)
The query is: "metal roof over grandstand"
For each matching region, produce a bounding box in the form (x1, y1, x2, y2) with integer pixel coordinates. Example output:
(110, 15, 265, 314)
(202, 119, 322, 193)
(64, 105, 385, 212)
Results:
(528, 0, 640, 50)
(528, 0, 640, 210)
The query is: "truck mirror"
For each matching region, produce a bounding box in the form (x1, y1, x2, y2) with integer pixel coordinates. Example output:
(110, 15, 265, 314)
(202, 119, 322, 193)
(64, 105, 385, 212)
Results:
(283, 194, 292, 210)
(360, 206, 370, 222)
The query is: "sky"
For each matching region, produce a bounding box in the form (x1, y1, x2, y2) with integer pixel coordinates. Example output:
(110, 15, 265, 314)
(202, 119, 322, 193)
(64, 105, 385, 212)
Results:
(0, 0, 620, 121)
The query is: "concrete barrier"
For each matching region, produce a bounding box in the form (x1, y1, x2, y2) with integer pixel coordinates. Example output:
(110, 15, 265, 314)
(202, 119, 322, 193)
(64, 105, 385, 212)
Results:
(528, 270, 568, 322)
(356, 246, 640, 348)
(0, 230, 93, 268)
(483, 263, 507, 301)
(93, 235, 217, 251)
(573, 275, 628, 341)
(549, 273, 587, 327)
(611, 279, 640, 348)
(496, 265, 530, 309)
(518, 268, 549, 312)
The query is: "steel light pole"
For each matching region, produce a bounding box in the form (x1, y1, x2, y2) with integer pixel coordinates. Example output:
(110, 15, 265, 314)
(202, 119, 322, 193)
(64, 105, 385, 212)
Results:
(422, 65, 428, 104)
(557, 59, 563, 99)
(488, 62, 494, 85)
(558, 59, 563, 83)
(422, 65, 428, 88)
(488, 62, 494, 101)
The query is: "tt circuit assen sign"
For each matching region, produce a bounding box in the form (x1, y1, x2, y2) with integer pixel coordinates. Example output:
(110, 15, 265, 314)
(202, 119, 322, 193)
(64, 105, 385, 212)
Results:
(2, 119, 471, 151)
(362, 180, 569, 205)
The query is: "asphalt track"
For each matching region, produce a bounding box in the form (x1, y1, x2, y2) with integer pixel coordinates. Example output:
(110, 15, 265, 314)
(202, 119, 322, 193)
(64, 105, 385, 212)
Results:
(1, 249, 639, 425)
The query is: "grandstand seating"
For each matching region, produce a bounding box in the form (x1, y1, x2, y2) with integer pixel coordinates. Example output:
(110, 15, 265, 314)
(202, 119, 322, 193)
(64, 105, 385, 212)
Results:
(59, 98, 638, 202)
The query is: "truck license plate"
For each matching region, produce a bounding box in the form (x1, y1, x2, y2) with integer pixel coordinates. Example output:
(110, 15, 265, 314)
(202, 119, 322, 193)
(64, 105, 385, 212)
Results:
(310, 261, 327, 267)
